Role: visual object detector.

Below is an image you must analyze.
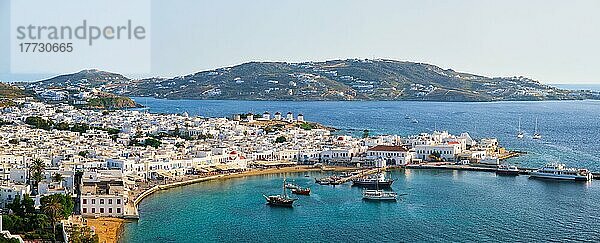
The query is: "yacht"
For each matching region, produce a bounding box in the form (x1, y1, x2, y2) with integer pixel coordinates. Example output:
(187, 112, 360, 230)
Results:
(517, 118, 524, 139)
(496, 163, 519, 176)
(529, 163, 593, 181)
(362, 189, 398, 201)
(532, 118, 542, 139)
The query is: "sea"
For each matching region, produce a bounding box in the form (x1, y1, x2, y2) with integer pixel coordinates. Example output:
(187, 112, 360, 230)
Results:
(121, 98, 600, 242)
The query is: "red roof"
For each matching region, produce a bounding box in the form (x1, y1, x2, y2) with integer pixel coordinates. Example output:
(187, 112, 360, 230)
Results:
(368, 145, 408, 152)
(447, 141, 460, 145)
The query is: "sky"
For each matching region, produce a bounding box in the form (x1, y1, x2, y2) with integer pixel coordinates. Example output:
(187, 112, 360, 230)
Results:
(1, 0, 599, 84)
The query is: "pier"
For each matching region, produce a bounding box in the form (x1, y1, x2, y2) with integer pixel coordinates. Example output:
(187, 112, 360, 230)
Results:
(330, 167, 383, 184)
(403, 164, 600, 180)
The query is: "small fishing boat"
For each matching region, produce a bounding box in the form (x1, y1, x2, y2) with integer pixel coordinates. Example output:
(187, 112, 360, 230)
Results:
(496, 163, 520, 176)
(315, 177, 331, 185)
(291, 187, 311, 196)
(362, 189, 398, 201)
(285, 183, 300, 190)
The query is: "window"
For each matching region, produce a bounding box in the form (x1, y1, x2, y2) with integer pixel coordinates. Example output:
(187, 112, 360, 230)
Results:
(109, 199, 113, 204)
(100, 199, 104, 204)
(92, 208, 96, 213)
(100, 208, 104, 213)
(109, 208, 113, 213)
(83, 208, 87, 213)
(83, 199, 87, 204)
(92, 199, 96, 204)
(116, 208, 121, 214)
(116, 199, 121, 204)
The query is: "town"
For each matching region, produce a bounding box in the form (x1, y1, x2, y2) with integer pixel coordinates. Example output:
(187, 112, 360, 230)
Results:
(0, 99, 513, 242)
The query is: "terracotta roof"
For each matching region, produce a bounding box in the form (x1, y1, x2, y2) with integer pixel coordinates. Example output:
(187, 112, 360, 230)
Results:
(368, 145, 408, 152)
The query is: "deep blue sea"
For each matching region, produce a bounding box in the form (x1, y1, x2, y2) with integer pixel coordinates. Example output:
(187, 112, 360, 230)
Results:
(122, 98, 600, 242)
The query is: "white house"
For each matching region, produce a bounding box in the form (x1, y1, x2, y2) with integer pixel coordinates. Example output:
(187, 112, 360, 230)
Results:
(366, 145, 414, 165)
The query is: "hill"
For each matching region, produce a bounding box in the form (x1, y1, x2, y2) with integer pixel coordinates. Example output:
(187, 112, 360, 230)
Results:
(31, 59, 600, 102)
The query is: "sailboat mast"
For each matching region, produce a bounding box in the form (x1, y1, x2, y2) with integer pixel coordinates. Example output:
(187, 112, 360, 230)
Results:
(282, 177, 287, 197)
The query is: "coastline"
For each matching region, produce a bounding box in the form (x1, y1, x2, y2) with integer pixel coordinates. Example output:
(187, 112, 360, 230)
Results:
(96, 165, 357, 243)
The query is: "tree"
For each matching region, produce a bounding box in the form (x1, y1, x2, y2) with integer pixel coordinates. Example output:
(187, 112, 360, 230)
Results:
(25, 116, 53, 130)
(144, 138, 161, 148)
(78, 151, 89, 157)
(54, 122, 70, 131)
(52, 173, 64, 183)
(7, 194, 35, 217)
(275, 136, 287, 143)
(30, 159, 45, 194)
(68, 225, 99, 243)
(41, 194, 74, 241)
(429, 151, 442, 162)
(362, 129, 370, 138)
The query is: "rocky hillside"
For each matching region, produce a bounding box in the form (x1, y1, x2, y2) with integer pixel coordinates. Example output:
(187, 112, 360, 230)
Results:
(30, 59, 600, 102)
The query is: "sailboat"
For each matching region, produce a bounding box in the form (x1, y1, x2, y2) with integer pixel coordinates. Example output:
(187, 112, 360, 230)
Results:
(517, 117, 524, 139)
(532, 118, 542, 139)
(263, 177, 297, 207)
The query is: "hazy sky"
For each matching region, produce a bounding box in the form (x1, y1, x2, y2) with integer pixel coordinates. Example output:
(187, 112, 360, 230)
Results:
(1, 0, 599, 84)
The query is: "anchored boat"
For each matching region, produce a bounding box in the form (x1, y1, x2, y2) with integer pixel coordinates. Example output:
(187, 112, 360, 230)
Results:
(362, 189, 398, 201)
(352, 173, 394, 188)
(496, 163, 520, 176)
(264, 178, 298, 207)
(529, 163, 593, 181)
(291, 187, 311, 196)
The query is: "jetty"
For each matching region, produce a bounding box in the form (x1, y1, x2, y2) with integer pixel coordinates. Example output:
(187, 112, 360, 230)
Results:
(316, 167, 386, 185)
(403, 164, 600, 179)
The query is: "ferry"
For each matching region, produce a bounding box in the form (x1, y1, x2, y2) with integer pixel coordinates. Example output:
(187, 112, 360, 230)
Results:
(529, 163, 593, 181)
(352, 173, 394, 188)
(496, 163, 520, 176)
(362, 189, 398, 201)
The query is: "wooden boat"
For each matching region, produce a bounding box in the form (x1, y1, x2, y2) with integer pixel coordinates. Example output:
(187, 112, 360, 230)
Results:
(291, 187, 311, 196)
(264, 178, 297, 207)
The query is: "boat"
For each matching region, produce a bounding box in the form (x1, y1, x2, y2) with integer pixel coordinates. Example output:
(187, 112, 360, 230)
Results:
(315, 177, 331, 185)
(517, 117, 524, 139)
(264, 178, 298, 207)
(496, 163, 520, 176)
(352, 173, 394, 188)
(285, 183, 300, 190)
(532, 118, 542, 139)
(362, 189, 398, 201)
(291, 187, 311, 196)
(529, 163, 593, 181)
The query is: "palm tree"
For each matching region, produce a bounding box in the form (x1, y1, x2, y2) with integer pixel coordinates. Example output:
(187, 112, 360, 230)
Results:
(30, 159, 45, 194)
(41, 195, 64, 242)
(52, 173, 64, 183)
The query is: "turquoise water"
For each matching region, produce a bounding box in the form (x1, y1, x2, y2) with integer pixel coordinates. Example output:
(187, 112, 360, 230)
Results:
(122, 170, 600, 242)
(122, 99, 600, 242)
